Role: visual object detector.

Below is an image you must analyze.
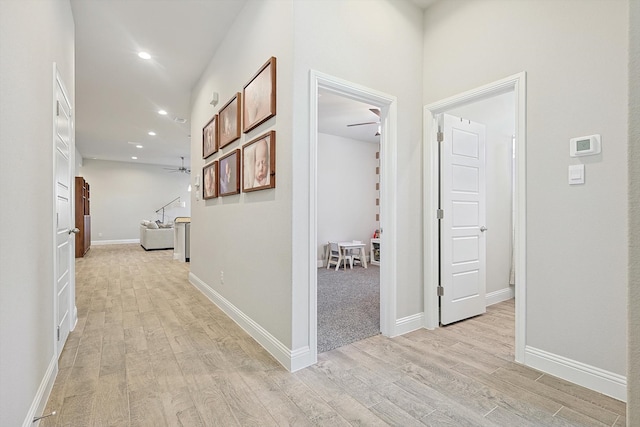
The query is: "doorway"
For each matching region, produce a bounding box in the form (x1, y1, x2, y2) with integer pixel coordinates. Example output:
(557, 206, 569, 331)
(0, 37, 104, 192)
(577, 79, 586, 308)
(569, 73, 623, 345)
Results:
(309, 70, 398, 361)
(316, 90, 381, 353)
(423, 72, 527, 363)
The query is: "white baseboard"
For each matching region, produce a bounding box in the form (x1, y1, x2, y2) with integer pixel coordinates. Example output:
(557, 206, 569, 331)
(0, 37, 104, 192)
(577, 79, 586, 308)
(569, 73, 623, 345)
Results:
(91, 239, 139, 246)
(188, 272, 306, 372)
(524, 345, 627, 402)
(393, 313, 424, 337)
(22, 355, 57, 427)
(486, 287, 515, 306)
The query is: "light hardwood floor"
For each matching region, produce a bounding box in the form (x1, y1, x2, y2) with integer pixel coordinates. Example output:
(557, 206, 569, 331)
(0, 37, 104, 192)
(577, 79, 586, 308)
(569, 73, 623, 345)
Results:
(41, 244, 626, 426)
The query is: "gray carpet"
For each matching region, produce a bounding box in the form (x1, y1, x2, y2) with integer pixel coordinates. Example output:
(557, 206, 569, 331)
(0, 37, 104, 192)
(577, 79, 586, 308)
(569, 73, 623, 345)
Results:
(317, 265, 380, 353)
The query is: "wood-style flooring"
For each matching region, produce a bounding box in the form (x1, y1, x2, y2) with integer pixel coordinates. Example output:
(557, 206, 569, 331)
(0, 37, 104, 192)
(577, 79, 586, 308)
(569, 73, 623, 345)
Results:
(41, 244, 626, 426)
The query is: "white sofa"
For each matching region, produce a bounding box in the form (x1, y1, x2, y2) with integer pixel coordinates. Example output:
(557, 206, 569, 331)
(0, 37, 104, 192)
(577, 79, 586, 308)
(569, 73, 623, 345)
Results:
(140, 224, 174, 250)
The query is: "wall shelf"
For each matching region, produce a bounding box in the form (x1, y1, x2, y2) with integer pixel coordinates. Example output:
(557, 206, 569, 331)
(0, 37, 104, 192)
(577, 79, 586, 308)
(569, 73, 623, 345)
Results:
(370, 238, 380, 265)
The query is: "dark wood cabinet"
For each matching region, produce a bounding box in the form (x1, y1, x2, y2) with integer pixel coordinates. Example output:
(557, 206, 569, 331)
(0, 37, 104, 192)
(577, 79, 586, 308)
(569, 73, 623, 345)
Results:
(75, 177, 91, 257)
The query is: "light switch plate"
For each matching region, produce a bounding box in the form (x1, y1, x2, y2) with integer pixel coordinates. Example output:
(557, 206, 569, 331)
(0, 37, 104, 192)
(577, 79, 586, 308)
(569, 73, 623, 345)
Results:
(569, 164, 585, 185)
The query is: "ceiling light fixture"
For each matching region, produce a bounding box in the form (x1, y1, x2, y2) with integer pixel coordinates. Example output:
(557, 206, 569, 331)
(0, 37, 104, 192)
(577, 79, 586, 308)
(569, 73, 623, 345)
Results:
(173, 117, 187, 124)
(131, 156, 138, 160)
(158, 110, 167, 115)
(138, 51, 151, 60)
(136, 145, 143, 149)
(148, 131, 156, 136)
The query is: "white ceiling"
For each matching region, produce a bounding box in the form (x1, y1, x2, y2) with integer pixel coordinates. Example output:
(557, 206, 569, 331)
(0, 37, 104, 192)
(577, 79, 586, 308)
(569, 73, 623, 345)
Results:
(71, 0, 438, 169)
(71, 0, 247, 169)
(318, 90, 382, 144)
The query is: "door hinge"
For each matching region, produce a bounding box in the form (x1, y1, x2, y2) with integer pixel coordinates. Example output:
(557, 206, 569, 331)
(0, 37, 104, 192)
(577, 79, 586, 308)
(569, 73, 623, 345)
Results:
(56, 100, 60, 117)
(57, 326, 60, 341)
(437, 209, 444, 219)
(437, 131, 443, 142)
(437, 286, 444, 297)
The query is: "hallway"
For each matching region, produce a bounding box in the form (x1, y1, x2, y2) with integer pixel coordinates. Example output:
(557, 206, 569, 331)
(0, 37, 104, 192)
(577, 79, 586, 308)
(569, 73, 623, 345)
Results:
(41, 244, 625, 426)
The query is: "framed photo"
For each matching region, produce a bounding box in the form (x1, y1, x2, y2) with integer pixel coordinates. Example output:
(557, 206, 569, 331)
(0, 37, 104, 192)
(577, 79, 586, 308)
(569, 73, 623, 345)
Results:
(203, 161, 217, 199)
(202, 114, 217, 159)
(219, 92, 241, 148)
(243, 131, 275, 192)
(218, 149, 240, 196)
(243, 57, 276, 133)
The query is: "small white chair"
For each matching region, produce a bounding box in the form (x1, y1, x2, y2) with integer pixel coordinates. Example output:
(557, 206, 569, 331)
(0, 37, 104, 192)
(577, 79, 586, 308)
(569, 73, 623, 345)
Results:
(326, 241, 352, 271)
(349, 240, 363, 266)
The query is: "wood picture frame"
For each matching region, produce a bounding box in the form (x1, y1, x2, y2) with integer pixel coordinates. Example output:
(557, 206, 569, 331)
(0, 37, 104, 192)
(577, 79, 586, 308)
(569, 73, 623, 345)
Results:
(202, 114, 217, 159)
(218, 149, 240, 196)
(243, 57, 276, 133)
(203, 161, 218, 200)
(242, 131, 276, 192)
(218, 92, 241, 148)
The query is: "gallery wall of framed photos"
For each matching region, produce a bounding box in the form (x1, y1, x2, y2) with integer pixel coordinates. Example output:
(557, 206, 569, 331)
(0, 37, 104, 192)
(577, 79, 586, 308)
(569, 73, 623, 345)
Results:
(201, 57, 277, 201)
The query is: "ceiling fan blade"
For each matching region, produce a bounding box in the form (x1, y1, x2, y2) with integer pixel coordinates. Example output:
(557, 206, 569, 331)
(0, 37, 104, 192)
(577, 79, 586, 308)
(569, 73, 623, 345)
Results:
(347, 121, 379, 127)
(370, 108, 381, 117)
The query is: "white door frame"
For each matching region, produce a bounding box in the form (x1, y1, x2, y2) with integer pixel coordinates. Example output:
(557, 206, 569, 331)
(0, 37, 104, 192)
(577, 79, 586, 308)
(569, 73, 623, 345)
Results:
(309, 70, 398, 361)
(423, 72, 527, 363)
(53, 63, 77, 358)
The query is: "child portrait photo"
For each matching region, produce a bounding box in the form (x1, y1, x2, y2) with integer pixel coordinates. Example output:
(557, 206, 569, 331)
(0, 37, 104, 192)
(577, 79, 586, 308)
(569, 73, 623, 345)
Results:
(242, 131, 275, 192)
(219, 149, 240, 196)
(202, 161, 217, 199)
(202, 114, 217, 159)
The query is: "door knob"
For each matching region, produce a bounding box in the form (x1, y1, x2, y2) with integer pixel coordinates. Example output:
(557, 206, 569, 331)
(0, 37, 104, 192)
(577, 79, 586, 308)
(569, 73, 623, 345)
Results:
(480, 226, 488, 232)
(69, 228, 80, 235)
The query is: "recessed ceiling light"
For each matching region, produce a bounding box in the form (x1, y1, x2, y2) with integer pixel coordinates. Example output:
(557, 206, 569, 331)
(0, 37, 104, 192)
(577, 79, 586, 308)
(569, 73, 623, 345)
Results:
(131, 156, 138, 160)
(136, 145, 143, 149)
(173, 117, 187, 124)
(138, 51, 151, 60)
(158, 110, 167, 115)
(148, 131, 156, 136)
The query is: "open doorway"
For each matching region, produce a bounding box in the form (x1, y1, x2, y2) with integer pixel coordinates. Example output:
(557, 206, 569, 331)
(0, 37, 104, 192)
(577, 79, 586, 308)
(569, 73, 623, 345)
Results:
(424, 73, 527, 363)
(309, 71, 398, 361)
(316, 90, 381, 353)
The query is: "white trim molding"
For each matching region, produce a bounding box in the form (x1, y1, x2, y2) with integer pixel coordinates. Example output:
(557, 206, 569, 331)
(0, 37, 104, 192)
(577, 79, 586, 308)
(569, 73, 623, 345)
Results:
(92, 239, 140, 246)
(394, 313, 424, 337)
(525, 346, 627, 402)
(22, 355, 57, 427)
(188, 272, 308, 372)
(486, 287, 515, 306)
(309, 70, 398, 365)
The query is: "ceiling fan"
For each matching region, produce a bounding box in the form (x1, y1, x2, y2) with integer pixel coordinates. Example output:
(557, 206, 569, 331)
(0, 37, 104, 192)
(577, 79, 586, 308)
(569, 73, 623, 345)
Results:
(347, 108, 381, 136)
(164, 156, 191, 174)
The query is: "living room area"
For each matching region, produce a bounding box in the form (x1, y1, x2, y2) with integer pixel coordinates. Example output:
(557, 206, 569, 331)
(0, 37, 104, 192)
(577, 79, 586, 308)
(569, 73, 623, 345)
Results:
(76, 157, 192, 255)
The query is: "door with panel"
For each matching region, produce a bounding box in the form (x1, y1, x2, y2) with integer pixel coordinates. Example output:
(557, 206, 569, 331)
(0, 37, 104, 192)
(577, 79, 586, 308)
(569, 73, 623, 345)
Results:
(54, 68, 75, 357)
(440, 113, 487, 325)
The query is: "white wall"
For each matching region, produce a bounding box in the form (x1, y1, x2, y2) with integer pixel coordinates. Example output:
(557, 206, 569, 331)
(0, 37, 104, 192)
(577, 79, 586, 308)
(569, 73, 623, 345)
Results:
(423, 0, 628, 383)
(79, 159, 191, 242)
(448, 92, 515, 297)
(190, 0, 423, 365)
(291, 0, 424, 351)
(190, 0, 295, 349)
(0, 1, 74, 425)
(317, 133, 378, 262)
(629, 0, 640, 421)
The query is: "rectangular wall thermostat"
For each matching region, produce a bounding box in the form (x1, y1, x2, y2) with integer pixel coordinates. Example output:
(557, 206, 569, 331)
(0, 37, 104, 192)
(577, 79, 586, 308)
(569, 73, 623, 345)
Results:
(570, 134, 601, 157)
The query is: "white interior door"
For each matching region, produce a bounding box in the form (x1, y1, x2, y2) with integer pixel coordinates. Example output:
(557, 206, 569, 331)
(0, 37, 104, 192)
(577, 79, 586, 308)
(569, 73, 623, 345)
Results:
(440, 113, 486, 325)
(54, 70, 74, 358)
